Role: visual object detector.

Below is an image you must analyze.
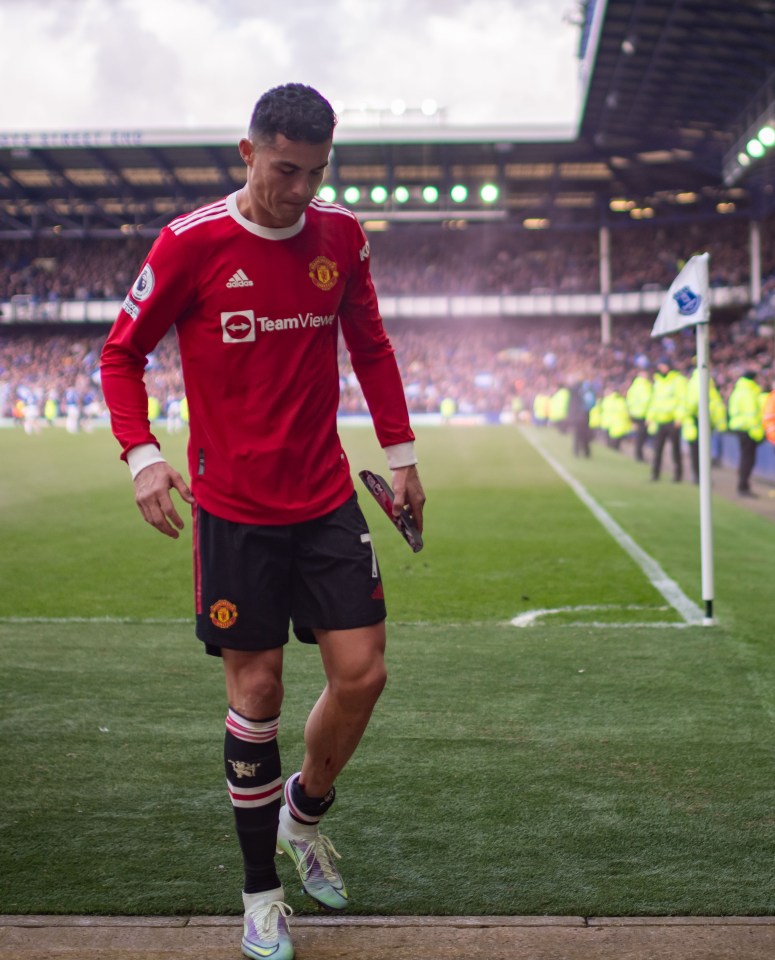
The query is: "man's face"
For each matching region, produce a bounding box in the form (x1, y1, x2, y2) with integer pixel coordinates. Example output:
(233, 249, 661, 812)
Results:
(239, 133, 332, 228)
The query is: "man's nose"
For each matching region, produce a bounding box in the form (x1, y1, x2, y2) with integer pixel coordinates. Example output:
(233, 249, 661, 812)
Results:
(290, 174, 315, 199)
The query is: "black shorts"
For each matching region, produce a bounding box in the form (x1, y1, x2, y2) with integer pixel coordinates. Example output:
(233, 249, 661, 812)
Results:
(193, 493, 387, 655)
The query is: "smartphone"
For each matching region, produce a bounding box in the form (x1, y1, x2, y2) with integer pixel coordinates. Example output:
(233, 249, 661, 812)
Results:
(358, 469, 423, 553)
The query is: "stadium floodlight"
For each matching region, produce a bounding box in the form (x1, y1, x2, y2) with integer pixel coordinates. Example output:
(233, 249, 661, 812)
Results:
(450, 184, 468, 203)
(343, 186, 361, 204)
(421, 99, 438, 116)
(758, 125, 775, 147)
(318, 184, 337, 202)
(390, 99, 406, 116)
(737, 151, 751, 167)
(393, 185, 410, 203)
(480, 183, 499, 203)
(370, 185, 389, 204)
(422, 185, 439, 203)
(746, 138, 765, 158)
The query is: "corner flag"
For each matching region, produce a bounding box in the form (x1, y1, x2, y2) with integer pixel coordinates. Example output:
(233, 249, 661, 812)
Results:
(651, 251, 715, 625)
(651, 252, 710, 338)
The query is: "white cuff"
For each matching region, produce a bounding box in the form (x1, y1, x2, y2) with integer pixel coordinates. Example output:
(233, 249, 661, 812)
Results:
(385, 441, 417, 469)
(127, 443, 166, 480)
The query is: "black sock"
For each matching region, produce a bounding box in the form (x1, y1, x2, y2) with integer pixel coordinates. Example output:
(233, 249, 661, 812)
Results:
(285, 770, 336, 826)
(224, 708, 283, 894)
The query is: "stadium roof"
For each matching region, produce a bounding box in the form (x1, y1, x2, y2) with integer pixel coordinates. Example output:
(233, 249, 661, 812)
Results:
(1, 0, 775, 238)
(577, 0, 775, 197)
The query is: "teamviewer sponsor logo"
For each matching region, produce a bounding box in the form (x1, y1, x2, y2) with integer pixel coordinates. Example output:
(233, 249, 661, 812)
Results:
(221, 310, 257, 342)
(227, 269, 254, 288)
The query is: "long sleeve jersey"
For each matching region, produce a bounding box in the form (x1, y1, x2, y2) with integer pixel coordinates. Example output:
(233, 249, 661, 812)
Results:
(100, 192, 415, 525)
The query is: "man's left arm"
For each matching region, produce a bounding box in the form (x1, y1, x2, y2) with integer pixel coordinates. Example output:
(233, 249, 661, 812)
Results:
(339, 248, 425, 528)
(389, 463, 425, 533)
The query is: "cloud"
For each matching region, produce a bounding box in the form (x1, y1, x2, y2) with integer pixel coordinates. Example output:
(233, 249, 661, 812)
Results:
(0, 0, 580, 130)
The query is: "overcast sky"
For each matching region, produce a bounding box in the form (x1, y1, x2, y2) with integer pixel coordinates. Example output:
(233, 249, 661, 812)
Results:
(0, 0, 583, 133)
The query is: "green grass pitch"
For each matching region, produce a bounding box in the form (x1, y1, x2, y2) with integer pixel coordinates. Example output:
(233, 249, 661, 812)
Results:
(0, 423, 774, 916)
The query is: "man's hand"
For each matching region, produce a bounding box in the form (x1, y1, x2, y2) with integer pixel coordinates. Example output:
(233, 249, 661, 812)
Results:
(389, 464, 426, 533)
(133, 461, 195, 539)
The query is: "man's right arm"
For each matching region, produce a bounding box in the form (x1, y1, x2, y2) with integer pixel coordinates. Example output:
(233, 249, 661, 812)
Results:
(100, 232, 196, 536)
(101, 232, 190, 459)
(130, 456, 195, 539)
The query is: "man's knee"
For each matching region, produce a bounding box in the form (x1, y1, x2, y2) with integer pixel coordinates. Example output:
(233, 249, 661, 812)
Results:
(223, 648, 284, 718)
(236, 673, 285, 716)
(332, 657, 387, 709)
(315, 623, 387, 708)
(359, 659, 388, 703)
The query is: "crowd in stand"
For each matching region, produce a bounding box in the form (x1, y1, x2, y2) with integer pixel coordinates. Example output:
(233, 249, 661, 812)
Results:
(2, 216, 774, 304)
(0, 237, 150, 304)
(2, 313, 772, 427)
(3, 220, 775, 493)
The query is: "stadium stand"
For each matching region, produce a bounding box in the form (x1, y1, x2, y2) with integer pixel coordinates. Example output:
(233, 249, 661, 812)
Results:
(3, 0, 775, 488)
(1, 217, 774, 303)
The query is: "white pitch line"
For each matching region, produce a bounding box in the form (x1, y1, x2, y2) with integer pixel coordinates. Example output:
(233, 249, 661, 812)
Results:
(0, 616, 193, 624)
(0, 613, 689, 630)
(522, 430, 704, 626)
(509, 604, 688, 629)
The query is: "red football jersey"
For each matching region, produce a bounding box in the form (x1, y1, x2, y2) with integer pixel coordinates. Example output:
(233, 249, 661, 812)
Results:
(101, 192, 414, 524)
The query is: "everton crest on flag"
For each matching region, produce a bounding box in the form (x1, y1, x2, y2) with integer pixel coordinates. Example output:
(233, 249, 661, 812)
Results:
(673, 285, 702, 317)
(651, 252, 710, 337)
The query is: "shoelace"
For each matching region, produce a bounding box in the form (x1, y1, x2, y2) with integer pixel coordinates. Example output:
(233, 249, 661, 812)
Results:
(250, 900, 293, 940)
(295, 833, 342, 885)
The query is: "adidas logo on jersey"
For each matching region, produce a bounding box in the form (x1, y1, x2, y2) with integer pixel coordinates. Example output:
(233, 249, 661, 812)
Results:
(227, 269, 254, 288)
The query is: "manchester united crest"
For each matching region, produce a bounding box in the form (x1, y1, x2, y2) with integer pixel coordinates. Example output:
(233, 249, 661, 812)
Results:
(210, 599, 238, 629)
(227, 759, 259, 779)
(309, 256, 339, 291)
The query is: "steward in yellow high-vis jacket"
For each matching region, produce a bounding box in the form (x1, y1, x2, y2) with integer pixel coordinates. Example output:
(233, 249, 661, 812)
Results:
(728, 370, 763, 496)
(548, 385, 571, 433)
(682, 367, 727, 483)
(601, 386, 632, 451)
(626, 369, 652, 462)
(588, 398, 602, 436)
(532, 392, 551, 426)
(646, 358, 687, 482)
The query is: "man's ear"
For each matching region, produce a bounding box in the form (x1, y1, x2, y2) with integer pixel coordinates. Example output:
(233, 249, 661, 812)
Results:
(238, 138, 253, 165)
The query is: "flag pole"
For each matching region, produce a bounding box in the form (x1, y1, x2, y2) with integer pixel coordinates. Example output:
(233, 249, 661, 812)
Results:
(651, 252, 714, 625)
(695, 319, 715, 625)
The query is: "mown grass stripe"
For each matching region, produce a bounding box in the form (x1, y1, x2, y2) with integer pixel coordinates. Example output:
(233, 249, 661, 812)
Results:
(523, 428, 704, 625)
(0, 616, 193, 624)
(0, 612, 688, 629)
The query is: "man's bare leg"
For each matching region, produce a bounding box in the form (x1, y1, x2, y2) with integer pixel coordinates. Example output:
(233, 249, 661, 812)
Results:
(301, 622, 387, 796)
(276, 622, 387, 910)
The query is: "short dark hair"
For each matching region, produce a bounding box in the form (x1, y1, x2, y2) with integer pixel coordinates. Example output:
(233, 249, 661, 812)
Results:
(248, 84, 337, 144)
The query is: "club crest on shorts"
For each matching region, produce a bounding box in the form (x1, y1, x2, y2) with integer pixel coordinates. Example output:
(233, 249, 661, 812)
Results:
(210, 599, 238, 629)
(308, 255, 339, 291)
